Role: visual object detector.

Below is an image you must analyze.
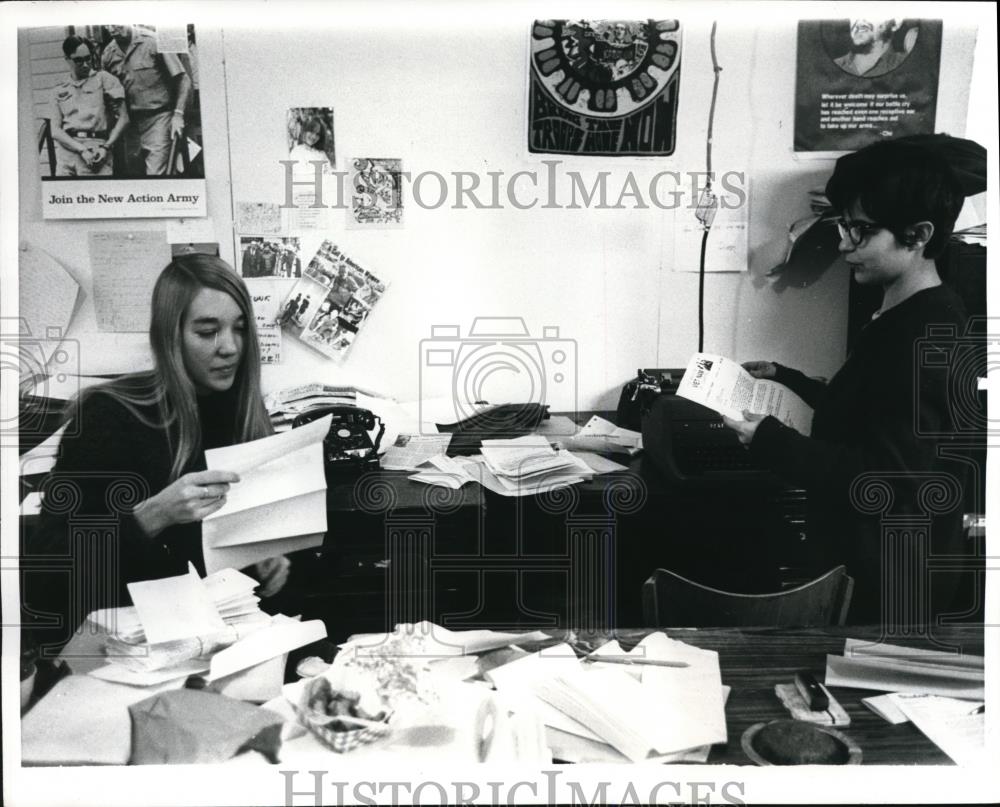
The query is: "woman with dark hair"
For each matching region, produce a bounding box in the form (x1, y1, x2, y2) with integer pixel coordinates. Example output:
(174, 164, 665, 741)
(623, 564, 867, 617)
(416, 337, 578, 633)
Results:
(26, 255, 289, 648)
(289, 115, 331, 171)
(723, 138, 969, 622)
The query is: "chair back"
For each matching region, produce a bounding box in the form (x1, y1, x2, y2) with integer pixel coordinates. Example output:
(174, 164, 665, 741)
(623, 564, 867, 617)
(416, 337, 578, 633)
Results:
(642, 566, 854, 628)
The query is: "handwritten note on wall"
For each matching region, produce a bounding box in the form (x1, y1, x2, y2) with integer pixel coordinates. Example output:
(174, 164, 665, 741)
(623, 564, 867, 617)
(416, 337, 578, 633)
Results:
(88, 231, 171, 332)
(244, 279, 282, 364)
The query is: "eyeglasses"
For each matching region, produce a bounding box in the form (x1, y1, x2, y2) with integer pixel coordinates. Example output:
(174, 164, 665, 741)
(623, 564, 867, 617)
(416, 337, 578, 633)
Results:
(836, 217, 884, 246)
(69, 56, 91, 64)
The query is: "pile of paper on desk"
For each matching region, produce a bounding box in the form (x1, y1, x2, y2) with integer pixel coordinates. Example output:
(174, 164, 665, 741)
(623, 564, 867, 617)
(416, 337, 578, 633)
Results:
(485, 633, 727, 763)
(263, 383, 359, 431)
(87, 566, 325, 691)
(825, 638, 984, 700)
(557, 415, 643, 456)
(826, 638, 986, 765)
(474, 435, 595, 495)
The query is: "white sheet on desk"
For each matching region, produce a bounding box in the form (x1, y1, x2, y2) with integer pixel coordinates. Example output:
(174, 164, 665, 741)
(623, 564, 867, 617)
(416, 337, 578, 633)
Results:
(567, 451, 628, 475)
(546, 684, 731, 764)
(825, 638, 984, 699)
(208, 614, 326, 681)
(341, 621, 552, 658)
(888, 693, 986, 765)
(88, 659, 207, 686)
(21, 675, 179, 765)
(382, 434, 453, 470)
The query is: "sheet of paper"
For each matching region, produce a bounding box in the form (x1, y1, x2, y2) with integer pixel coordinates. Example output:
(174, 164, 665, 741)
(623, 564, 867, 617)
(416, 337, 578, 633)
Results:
(20, 492, 42, 516)
(126, 570, 226, 644)
(889, 693, 986, 765)
(382, 434, 453, 470)
(533, 415, 580, 436)
(677, 352, 814, 435)
(672, 194, 749, 273)
(573, 451, 629, 475)
(204, 531, 324, 576)
(824, 639, 984, 700)
(343, 623, 552, 658)
(206, 489, 327, 548)
(204, 413, 331, 476)
(89, 231, 172, 332)
(18, 242, 81, 366)
(209, 441, 325, 516)
(88, 660, 208, 687)
(861, 693, 910, 724)
(243, 279, 283, 364)
(165, 216, 216, 245)
(208, 616, 326, 681)
(236, 201, 283, 235)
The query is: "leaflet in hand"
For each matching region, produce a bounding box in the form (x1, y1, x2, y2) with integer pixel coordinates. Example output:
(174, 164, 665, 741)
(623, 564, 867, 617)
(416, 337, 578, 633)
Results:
(677, 353, 813, 435)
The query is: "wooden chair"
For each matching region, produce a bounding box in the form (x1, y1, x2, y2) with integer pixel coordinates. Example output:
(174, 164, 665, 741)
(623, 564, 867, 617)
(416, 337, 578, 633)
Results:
(642, 566, 854, 628)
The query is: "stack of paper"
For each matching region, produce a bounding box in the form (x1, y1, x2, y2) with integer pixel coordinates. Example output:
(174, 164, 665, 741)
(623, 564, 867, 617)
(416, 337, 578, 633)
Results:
(825, 638, 984, 700)
(477, 435, 594, 496)
(887, 693, 986, 765)
(486, 634, 727, 762)
(202, 415, 330, 574)
(382, 433, 452, 470)
(560, 415, 643, 456)
(263, 384, 359, 431)
(408, 454, 477, 489)
(90, 567, 326, 691)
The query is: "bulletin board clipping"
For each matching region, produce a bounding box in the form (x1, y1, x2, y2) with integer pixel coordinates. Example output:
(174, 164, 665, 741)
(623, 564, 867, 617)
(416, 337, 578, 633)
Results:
(794, 18, 941, 152)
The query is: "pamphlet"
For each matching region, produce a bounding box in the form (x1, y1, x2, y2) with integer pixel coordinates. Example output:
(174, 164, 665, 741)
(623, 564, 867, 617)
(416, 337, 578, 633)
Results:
(677, 353, 814, 435)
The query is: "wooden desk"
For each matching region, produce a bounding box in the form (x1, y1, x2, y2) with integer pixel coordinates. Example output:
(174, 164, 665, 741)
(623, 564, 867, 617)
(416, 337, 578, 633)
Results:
(25, 623, 982, 766)
(603, 624, 984, 765)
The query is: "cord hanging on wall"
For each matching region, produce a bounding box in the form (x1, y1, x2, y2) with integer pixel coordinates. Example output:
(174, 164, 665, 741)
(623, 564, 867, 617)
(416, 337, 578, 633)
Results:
(697, 22, 722, 354)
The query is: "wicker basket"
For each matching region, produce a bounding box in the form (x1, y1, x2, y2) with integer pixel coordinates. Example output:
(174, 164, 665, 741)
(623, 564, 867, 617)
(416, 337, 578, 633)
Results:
(295, 679, 392, 753)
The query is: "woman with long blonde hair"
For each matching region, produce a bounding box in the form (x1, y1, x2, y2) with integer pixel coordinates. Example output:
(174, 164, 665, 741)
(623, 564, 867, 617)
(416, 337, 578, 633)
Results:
(26, 255, 289, 647)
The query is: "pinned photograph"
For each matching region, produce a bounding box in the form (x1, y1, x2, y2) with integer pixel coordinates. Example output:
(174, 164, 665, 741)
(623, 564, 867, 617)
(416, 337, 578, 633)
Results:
(282, 240, 387, 359)
(287, 107, 335, 173)
(349, 157, 404, 228)
(238, 236, 303, 279)
(31, 24, 207, 218)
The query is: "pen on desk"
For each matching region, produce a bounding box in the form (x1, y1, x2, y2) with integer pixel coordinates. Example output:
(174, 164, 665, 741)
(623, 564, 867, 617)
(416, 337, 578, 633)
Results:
(584, 655, 689, 668)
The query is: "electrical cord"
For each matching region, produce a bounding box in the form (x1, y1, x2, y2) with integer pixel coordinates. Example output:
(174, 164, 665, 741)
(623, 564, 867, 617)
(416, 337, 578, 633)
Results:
(698, 22, 723, 353)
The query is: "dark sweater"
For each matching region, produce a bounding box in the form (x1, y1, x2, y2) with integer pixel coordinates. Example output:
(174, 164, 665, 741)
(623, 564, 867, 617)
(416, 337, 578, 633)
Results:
(25, 387, 239, 646)
(749, 285, 969, 620)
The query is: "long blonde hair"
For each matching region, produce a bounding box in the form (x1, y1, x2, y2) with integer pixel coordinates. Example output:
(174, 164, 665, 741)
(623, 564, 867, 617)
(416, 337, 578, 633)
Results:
(75, 255, 273, 481)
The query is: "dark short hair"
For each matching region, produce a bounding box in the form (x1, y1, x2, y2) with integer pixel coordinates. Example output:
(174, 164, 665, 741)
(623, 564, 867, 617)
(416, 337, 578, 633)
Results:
(826, 139, 965, 258)
(300, 116, 325, 148)
(62, 35, 91, 58)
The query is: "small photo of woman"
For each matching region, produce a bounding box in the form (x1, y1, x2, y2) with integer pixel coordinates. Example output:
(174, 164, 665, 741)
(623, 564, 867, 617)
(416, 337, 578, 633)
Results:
(287, 107, 335, 172)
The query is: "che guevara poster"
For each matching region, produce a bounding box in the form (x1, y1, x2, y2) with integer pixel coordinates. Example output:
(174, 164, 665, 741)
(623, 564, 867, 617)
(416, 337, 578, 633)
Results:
(794, 18, 942, 152)
(528, 19, 682, 156)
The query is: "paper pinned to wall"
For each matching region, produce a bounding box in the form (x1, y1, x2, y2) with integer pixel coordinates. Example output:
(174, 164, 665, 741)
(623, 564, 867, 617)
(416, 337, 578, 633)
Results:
(154, 27, 189, 53)
(236, 202, 283, 235)
(244, 279, 283, 364)
(89, 231, 171, 332)
(18, 242, 81, 368)
(165, 217, 217, 245)
(671, 177, 750, 273)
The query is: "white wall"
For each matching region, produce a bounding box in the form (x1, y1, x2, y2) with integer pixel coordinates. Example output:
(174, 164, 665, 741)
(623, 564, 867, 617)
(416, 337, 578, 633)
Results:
(14, 4, 987, 412)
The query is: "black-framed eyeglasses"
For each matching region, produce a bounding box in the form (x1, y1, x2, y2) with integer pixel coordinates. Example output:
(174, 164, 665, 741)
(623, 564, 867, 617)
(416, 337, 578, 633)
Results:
(835, 217, 884, 246)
